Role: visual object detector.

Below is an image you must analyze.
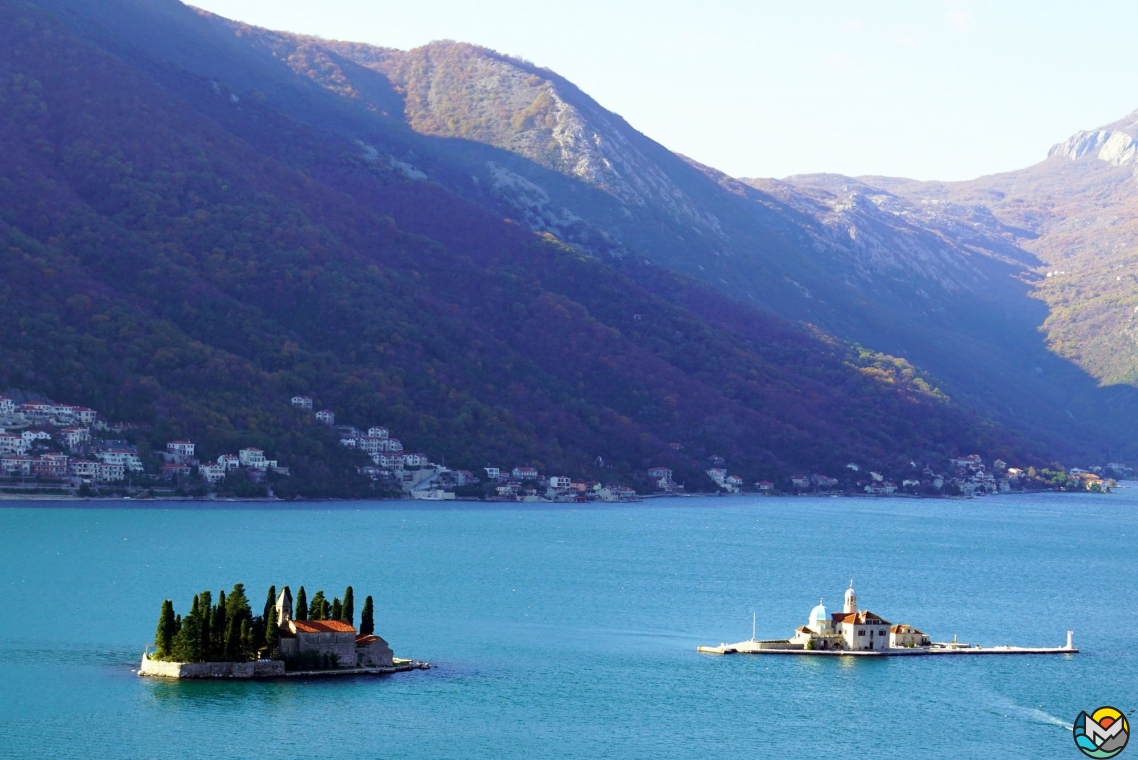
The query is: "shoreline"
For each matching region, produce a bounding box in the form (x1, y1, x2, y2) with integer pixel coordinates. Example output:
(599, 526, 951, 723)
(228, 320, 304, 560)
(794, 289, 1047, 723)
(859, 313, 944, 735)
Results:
(2, 489, 1115, 504)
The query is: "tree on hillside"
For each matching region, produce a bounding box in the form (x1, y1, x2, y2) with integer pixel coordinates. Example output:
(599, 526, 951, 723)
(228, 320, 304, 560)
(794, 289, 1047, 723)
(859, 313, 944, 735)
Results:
(360, 596, 374, 636)
(295, 587, 307, 620)
(309, 590, 326, 620)
(342, 586, 354, 626)
(155, 599, 176, 659)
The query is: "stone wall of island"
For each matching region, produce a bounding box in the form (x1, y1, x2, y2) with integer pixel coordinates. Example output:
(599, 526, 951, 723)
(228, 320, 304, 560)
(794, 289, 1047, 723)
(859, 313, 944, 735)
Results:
(139, 653, 285, 678)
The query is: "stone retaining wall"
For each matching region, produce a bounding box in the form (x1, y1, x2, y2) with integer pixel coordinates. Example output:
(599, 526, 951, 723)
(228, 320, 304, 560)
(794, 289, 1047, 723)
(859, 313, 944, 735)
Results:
(139, 654, 285, 678)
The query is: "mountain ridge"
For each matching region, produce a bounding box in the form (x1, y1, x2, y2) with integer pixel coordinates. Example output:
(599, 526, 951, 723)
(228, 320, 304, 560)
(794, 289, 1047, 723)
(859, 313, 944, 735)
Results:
(0, 0, 1061, 498)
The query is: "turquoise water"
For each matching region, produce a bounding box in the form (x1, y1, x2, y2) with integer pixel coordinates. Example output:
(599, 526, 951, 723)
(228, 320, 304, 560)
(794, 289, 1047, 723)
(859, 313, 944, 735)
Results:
(1, 492, 1136, 758)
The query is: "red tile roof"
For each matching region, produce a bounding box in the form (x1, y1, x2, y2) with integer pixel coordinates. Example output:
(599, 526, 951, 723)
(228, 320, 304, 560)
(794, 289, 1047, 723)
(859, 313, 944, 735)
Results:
(831, 610, 890, 625)
(355, 634, 389, 646)
(290, 619, 356, 634)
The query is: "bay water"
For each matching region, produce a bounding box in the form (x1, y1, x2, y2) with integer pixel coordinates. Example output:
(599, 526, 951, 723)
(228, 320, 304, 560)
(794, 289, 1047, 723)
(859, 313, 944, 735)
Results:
(1, 491, 1135, 758)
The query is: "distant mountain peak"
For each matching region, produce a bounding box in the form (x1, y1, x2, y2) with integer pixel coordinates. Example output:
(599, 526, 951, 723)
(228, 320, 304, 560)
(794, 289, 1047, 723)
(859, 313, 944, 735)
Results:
(1048, 111, 1138, 171)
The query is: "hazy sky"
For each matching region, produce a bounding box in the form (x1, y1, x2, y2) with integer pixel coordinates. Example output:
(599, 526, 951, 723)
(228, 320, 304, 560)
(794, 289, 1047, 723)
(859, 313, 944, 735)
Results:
(189, 0, 1138, 181)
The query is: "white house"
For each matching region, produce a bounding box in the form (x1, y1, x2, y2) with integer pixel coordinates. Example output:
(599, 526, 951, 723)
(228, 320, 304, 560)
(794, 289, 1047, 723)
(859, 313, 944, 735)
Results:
(199, 464, 226, 483)
(166, 440, 195, 459)
(548, 476, 572, 490)
(367, 426, 389, 439)
(791, 474, 810, 489)
(1, 455, 34, 475)
(239, 448, 276, 469)
(372, 452, 403, 469)
(60, 427, 91, 449)
(0, 433, 30, 455)
(512, 466, 539, 480)
(706, 468, 727, 485)
(403, 452, 427, 468)
(0, 397, 14, 415)
(218, 454, 240, 470)
(71, 407, 98, 424)
(70, 459, 99, 478)
(96, 448, 144, 472)
(23, 429, 51, 442)
(358, 437, 386, 455)
(316, 409, 335, 425)
(98, 462, 126, 482)
(291, 396, 313, 410)
(484, 467, 501, 480)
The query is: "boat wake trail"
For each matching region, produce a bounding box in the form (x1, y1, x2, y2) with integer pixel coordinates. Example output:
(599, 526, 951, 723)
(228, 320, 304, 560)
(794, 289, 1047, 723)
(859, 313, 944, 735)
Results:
(991, 696, 1072, 730)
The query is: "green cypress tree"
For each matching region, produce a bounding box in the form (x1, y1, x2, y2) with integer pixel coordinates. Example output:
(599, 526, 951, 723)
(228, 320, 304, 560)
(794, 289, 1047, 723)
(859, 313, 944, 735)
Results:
(199, 591, 212, 662)
(331, 597, 342, 622)
(226, 584, 253, 657)
(211, 591, 228, 661)
(171, 595, 202, 662)
(155, 600, 176, 659)
(309, 591, 326, 620)
(321, 597, 331, 620)
(227, 584, 251, 624)
(226, 615, 242, 660)
(360, 596, 374, 636)
(240, 619, 254, 660)
(295, 587, 308, 621)
(342, 587, 354, 626)
(263, 585, 276, 625)
(264, 607, 279, 657)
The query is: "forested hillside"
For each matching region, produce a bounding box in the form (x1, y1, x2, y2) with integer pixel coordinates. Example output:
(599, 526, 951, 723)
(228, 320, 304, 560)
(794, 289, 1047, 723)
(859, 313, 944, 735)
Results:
(0, 0, 1106, 497)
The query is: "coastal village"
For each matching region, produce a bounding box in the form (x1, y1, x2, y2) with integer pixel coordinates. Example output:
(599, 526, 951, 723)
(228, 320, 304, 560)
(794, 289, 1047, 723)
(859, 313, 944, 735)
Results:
(0, 390, 1130, 500)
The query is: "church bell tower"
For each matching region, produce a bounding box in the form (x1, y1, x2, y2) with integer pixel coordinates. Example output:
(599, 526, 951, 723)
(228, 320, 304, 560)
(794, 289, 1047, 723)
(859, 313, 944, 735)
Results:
(843, 581, 857, 614)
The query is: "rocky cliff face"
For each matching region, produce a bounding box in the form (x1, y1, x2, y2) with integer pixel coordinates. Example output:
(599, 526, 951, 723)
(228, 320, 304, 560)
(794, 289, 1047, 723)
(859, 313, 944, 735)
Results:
(327, 42, 726, 237)
(1049, 111, 1138, 175)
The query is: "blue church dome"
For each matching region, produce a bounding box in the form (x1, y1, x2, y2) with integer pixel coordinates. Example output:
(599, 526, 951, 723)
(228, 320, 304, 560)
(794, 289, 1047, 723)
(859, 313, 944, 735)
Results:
(810, 601, 828, 621)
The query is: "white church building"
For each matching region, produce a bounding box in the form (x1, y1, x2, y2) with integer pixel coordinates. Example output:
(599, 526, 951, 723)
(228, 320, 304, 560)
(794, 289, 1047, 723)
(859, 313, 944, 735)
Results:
(788, 582, 930, 651)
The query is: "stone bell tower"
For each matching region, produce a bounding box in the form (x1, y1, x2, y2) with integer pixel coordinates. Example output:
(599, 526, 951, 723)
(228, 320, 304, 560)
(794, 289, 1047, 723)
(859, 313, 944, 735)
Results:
(843, 580, 857, 614)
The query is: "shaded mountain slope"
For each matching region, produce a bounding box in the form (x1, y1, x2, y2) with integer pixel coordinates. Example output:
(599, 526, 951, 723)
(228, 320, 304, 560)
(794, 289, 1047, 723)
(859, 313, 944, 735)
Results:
(0, 0, 1051, 494)
(867, 119, 1138, 390)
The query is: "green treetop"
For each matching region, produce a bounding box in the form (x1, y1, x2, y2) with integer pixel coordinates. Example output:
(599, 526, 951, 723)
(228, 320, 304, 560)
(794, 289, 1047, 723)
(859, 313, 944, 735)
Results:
(155, 599, 176, 659)
(264, 607, 279, 656)
(211, 591, 228, 661)
(263, 585, 276, 625)
(295, 587, 308, 620)
(342, 586, 354, 626)
(331, 597, 342, 621)
(360, 596, 374, 636)
(309, 590, 327, 620)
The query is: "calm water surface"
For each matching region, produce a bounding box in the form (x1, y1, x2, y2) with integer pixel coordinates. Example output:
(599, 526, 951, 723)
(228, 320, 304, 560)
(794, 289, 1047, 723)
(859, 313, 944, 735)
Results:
(1, 492, 1136, 758)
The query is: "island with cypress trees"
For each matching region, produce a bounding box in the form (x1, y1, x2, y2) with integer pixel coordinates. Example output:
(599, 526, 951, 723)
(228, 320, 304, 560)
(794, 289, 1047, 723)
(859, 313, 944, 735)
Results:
(139, 583, 428, 678)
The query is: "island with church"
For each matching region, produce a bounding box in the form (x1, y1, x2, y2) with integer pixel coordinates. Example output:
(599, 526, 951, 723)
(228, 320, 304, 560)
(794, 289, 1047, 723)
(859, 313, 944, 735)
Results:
(698, 582, 1077, 657)
(138, 583, 429, 678)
